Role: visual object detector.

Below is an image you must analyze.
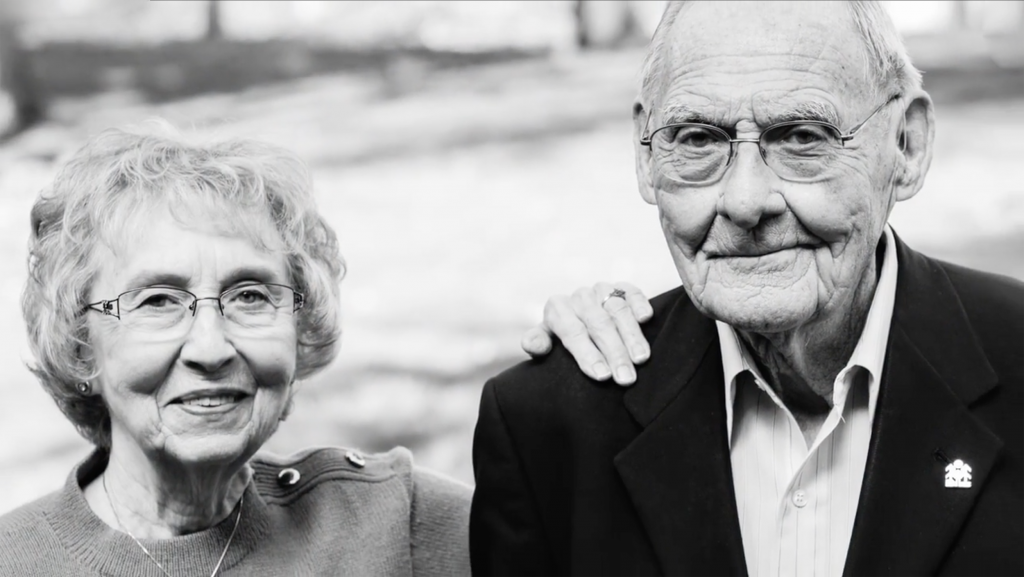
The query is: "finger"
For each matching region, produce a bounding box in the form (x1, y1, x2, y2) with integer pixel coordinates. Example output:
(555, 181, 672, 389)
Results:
(592, 282, 649, 366)
(603, 294, 651, 365)
(592, 281, 616, 305)
(572, 289, 636, 386)
(520, 326, 553, 357)
(617, 282, 654, 322)
(545, 297, 613, 381)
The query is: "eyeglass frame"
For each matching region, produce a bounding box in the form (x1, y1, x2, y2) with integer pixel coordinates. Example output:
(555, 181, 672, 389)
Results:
(638, 94, 902, 179)
(85, 282, 305, 321)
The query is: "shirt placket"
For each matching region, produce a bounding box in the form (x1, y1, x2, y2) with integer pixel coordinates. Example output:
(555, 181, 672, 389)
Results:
(753, 372, 852, 577)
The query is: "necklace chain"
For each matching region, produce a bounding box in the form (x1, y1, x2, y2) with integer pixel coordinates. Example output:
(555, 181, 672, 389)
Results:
(102, 473, 244, 577)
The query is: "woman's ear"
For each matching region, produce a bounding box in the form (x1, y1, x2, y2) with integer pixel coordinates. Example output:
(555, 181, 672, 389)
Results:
(892, 91, 936, 202)
(633, 100, 658, 206)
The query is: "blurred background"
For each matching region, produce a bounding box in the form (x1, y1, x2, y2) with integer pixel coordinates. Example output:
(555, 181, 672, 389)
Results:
(0, 1, 1021, 515)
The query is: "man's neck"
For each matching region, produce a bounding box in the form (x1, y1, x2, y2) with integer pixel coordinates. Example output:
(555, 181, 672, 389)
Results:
(737, 245, 882, 428)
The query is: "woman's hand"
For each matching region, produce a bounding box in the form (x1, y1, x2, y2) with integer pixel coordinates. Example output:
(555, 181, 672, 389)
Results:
(522, 282, 653, 386)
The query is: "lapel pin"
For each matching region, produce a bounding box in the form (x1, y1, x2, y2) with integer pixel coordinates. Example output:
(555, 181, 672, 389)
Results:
(944, 458, 972, 489)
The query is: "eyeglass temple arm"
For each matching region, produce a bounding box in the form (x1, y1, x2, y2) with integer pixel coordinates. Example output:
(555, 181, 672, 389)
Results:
(839, 94, 902, 143)
(85, 300, 120, 319)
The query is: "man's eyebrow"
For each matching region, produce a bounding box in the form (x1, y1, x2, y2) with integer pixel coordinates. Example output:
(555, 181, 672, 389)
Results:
(659, 104, 721, 127)
(766, 101, 841, 126)
(658, 102, 841, 129)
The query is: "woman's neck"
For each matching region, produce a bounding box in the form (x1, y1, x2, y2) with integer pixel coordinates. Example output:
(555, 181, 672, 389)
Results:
(84, 443, 251, 539)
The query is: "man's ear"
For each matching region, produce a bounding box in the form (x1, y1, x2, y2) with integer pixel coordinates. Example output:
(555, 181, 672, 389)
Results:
(893, 90, 935, 202)
(633, 99, 658, 205)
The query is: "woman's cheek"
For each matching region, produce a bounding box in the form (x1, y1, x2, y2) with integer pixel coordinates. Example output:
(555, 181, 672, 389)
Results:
(238, 335, 297, 393)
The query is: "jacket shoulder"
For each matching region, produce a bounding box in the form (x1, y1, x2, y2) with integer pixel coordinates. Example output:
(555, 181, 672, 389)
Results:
(484, 285, 692, 422)
(937, 259, 1024, 378)
(938, 259, 1024, 318)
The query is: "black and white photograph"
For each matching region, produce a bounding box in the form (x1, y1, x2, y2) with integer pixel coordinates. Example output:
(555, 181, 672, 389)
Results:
(0, 1, 1021, 575)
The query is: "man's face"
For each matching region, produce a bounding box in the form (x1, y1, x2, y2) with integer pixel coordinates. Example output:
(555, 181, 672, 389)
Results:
(638, 1, 904, 333)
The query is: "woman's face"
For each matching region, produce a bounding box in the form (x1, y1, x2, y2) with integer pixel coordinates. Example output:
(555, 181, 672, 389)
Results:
(86, 212, 298, 469)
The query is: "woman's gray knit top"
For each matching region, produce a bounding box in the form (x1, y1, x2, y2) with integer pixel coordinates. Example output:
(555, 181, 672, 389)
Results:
(0, 446, 471, 576)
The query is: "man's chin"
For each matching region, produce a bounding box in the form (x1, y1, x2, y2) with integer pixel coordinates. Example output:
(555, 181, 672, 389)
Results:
(694, 290, 817, 335)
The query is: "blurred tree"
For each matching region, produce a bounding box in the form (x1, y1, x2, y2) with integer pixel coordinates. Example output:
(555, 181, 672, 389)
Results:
(206, 0, 223, 40)
(574, 0, 591, 49)
(573, 1, 645, 50)
(0, 5, 44, 139)
(952, 0, 970, 30)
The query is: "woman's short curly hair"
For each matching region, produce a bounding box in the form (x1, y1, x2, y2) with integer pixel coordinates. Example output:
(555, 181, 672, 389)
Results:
(22, 121, 345, 448)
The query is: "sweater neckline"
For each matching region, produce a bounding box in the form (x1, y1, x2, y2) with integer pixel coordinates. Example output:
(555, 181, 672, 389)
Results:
(46, 449, 271, 577)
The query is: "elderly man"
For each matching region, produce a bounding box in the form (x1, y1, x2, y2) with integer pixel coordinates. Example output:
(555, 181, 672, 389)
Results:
(470, 2, 1023, 576)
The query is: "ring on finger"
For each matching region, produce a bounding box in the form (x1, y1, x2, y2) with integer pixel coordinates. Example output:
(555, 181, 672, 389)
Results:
(601, 288, 627, 306)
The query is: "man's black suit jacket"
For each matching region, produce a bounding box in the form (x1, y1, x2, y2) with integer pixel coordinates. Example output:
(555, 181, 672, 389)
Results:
(471, 238, 1023, 576)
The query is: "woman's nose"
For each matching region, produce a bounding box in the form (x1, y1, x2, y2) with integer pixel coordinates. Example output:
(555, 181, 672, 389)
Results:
(179, 300, 236, 373)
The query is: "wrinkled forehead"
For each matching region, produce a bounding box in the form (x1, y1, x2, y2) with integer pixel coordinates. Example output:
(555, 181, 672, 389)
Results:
(657, 1, 874, 120)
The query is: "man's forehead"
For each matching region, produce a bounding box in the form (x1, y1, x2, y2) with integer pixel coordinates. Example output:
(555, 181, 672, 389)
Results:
(658, 1, 873, 108)
(669, 1, 857, 51)
(661, 97, 842, 128)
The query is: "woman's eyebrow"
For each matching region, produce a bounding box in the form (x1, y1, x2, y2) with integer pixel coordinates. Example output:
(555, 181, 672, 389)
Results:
(220, 266, 283, 287)
(123, 272, 192, 290)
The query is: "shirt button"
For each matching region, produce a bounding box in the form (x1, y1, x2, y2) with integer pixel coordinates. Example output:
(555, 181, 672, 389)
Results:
(792, 490, 808, 508)
(277, 467, 301, 487)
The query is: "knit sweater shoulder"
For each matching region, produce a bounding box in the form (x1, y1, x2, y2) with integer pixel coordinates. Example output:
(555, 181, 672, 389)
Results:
(0, 446, 471, 577)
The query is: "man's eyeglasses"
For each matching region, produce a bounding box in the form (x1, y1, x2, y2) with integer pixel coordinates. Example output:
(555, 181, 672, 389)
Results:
(86, 283, 304, 338)
(639, 95, 901, 185)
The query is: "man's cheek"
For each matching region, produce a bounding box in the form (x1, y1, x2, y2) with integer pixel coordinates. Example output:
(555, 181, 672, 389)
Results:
(657, 192, 715, 257)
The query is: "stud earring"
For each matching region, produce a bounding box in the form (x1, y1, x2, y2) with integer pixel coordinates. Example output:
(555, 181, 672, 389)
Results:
(76, 382, 91, 395)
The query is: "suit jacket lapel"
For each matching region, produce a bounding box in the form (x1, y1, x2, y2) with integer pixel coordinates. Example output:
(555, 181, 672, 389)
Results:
(844, 236, 1002, 576)
(615, 295, 747, 576)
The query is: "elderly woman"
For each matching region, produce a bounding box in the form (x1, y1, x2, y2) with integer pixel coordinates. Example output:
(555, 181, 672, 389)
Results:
(0, 125, 648, 576)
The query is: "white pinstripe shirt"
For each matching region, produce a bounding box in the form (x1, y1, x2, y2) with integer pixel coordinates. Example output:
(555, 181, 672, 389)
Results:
(718, 226, 897, 577)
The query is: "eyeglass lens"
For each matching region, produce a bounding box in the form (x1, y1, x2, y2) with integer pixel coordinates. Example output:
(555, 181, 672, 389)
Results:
(649, 122, 844, 184)
(116, 284, 298, 335)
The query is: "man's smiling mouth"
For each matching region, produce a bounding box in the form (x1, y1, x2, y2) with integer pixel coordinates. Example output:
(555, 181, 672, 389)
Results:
(707, 244, 822, 258)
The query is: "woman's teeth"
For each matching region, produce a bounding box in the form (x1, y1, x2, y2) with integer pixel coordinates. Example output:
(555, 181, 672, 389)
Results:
(181, 395, 240, 407)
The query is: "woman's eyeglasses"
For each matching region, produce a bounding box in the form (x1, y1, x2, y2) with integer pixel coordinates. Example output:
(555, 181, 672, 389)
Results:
(85, 283, 304, 338)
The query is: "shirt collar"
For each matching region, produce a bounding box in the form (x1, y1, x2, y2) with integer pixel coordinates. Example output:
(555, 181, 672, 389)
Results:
(720, 225, 899, 441)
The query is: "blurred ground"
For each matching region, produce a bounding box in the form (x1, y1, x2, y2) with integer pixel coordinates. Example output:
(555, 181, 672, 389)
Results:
(1, 47, 1022, 514)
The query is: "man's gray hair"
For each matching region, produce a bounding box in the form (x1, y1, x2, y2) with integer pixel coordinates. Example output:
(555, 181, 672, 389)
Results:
(639, 1, 923, 109)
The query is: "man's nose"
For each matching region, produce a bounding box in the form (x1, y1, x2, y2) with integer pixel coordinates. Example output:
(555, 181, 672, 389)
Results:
(716, 144, 786, 230)
(180, 300, 236, 373)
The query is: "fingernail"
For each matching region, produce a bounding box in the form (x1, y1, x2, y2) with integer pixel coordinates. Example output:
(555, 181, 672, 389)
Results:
(616, 366, 636, 385)
(593, 362, 611, 380)
(634, 345, 650, 363)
